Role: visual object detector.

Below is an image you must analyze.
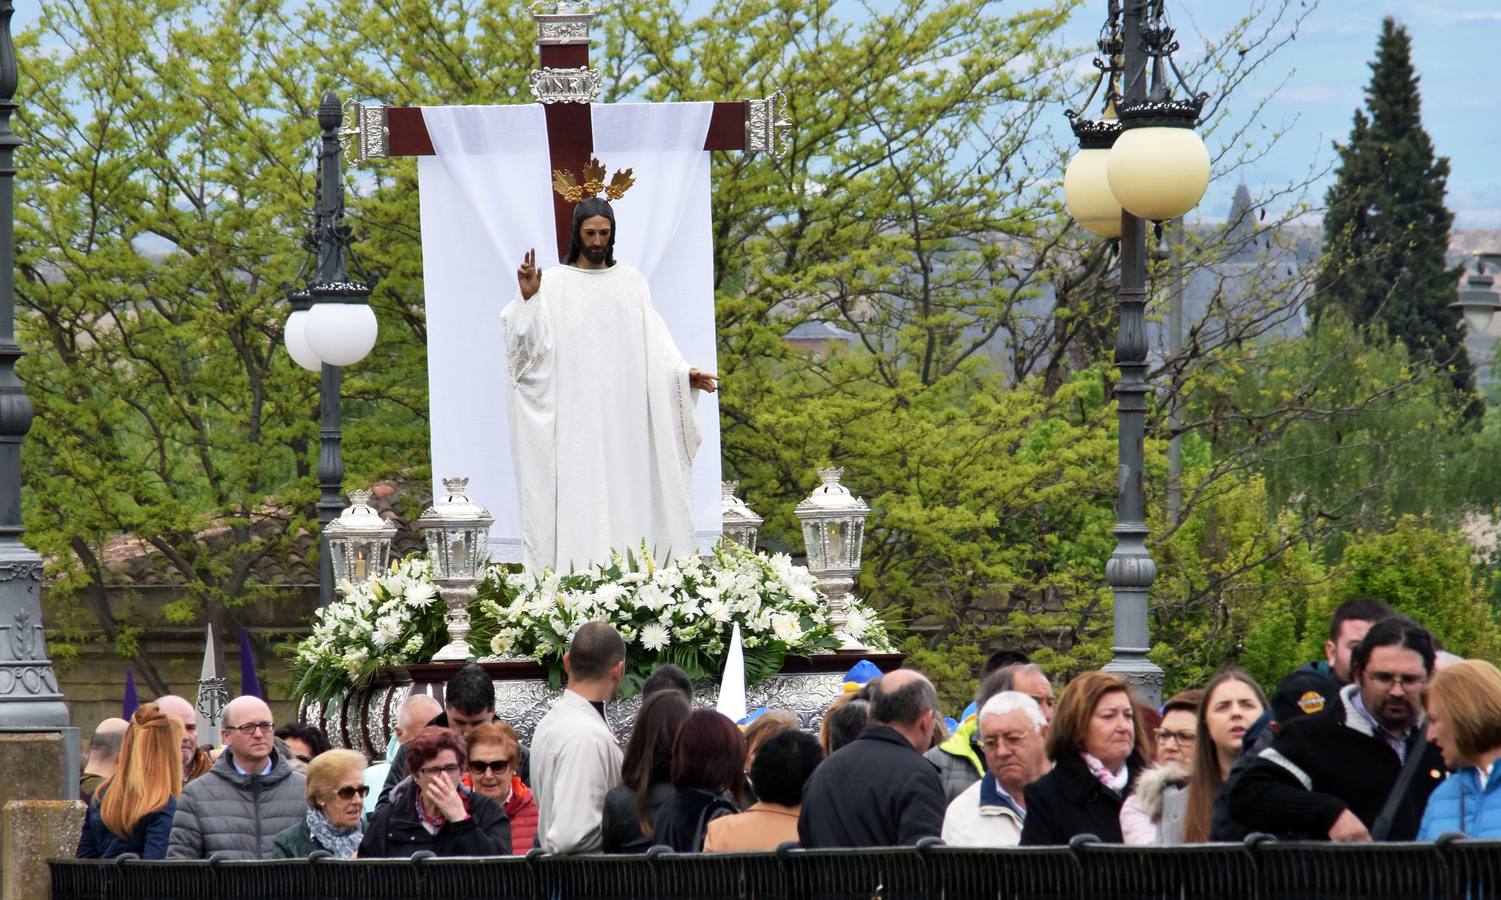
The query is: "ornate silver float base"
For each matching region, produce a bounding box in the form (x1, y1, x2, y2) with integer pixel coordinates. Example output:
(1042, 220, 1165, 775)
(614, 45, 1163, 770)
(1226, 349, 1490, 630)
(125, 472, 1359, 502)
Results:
(304, 670, 850, 754)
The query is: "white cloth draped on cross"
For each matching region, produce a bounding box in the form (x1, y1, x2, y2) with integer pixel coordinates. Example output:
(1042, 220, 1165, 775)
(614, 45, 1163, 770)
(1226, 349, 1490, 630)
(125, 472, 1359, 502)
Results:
(418, 102, 722, 571)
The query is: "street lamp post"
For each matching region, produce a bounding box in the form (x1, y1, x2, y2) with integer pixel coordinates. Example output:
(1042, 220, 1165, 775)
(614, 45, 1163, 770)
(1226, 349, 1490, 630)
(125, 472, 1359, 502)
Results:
(0, 0, 68, 730)
(1062, 0, 1211, 705)
(284, 93, 378, 607)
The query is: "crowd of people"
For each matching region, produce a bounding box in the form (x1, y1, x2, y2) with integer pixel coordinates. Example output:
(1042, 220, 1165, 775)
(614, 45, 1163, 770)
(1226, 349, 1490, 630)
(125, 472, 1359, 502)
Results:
(72, 599, 1501, 860)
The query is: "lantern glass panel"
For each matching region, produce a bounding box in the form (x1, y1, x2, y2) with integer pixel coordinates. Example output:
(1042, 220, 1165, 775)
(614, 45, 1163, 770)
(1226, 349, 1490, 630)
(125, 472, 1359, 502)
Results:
(828, 520, 849, 569)
(847, 520, 866, 569)
(329, 539, 350, 583)
(802, 521, 826, 571)
(424, 529, 451, 579)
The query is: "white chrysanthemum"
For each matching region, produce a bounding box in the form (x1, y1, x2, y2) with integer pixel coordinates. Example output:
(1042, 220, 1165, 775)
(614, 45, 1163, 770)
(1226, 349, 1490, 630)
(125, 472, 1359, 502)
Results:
(371, 614, 403, 647)
(640, 623, 670, 651)
(594, 583, 625, 609)
(703, 600, 732, 624)
(844, 607, 869, 639)
(788, 583, 818, 605)
(405, 580, 438, 608)
(770, 612, 803, 643)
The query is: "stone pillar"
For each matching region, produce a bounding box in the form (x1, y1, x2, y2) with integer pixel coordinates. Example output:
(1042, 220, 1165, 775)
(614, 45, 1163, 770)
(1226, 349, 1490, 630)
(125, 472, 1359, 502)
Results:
(1, 800, 84, 900)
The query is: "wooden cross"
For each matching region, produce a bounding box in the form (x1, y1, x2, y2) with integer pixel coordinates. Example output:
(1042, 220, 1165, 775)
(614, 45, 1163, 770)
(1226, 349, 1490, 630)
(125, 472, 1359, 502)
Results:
(339, 1, 791, 261)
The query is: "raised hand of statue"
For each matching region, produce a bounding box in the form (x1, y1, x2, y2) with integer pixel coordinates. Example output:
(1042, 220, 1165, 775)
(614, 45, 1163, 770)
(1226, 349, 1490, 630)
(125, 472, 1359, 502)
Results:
(689, 368, 718, 393)
(517, 248, 541, 300)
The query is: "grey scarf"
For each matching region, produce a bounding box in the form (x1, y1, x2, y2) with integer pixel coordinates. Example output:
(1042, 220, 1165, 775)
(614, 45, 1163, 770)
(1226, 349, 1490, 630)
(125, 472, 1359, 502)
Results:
(306, 807, 363, 858)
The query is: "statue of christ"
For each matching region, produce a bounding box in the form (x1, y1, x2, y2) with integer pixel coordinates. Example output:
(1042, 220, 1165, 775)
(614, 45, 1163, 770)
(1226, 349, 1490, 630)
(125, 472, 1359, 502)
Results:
(501, 185, 717, 574)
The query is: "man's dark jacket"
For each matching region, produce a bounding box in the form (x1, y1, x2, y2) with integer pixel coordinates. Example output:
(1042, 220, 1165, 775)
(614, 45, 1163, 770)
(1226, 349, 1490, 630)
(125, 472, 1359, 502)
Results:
(358, 779, 511, 858)
(1226, 683, 1445, 840)
(377, 711, 529, 809)
(797, 724, 945, 848)
(1018, 751, 1146, 845)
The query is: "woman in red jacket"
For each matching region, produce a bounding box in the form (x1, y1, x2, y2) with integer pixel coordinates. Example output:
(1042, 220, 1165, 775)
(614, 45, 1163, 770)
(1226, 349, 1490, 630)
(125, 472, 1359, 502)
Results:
(467, 722, 538, 854)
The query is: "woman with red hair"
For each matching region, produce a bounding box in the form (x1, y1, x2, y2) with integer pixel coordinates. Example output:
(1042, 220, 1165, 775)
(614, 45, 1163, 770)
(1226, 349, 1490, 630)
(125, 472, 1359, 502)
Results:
(77, 703, 183, 859)
(359, 726, 511, 857)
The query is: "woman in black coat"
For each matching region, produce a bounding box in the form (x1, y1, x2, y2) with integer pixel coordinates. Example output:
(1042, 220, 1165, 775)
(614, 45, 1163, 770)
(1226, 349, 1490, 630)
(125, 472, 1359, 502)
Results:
(603, 690, 691, 853)
(360, 726, 510, 858)
(1020, 671, 1151, 845)
(651, 709, 744, 852)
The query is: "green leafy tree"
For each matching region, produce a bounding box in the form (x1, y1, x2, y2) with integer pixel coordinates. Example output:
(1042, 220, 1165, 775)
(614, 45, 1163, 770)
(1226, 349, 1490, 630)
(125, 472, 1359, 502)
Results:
(16, 0, 427, 692)
(1302, 517, 1501, 662)
(1314, 17, 1474, 415)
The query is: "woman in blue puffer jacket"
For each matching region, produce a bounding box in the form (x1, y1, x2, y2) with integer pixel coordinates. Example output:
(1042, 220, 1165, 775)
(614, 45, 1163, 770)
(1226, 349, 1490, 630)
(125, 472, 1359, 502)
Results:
(1418, 659, 1501, 840)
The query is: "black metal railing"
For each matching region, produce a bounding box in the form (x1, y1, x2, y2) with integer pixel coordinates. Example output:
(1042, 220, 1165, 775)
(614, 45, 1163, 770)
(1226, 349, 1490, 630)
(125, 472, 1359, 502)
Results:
(49, 836, 1501, 900)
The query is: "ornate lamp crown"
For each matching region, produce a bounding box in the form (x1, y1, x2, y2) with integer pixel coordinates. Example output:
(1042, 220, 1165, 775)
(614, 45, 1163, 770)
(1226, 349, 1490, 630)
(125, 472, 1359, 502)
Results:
(552, 157, 635, 203)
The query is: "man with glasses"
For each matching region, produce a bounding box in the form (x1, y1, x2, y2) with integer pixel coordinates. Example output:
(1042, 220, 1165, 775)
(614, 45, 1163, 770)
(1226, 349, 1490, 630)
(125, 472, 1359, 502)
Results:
(1228, 617, 1448, 842)
(927, 662, 1056, 804)
(167, 695, 308, 859)
(941, 691, 1051, 847)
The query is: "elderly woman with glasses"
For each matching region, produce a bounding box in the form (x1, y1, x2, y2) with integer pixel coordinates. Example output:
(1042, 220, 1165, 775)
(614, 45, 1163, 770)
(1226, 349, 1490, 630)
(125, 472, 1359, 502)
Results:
(273, 749, 369, 858)
(466, 722, 537, 854)
(359, 726, 511, 858)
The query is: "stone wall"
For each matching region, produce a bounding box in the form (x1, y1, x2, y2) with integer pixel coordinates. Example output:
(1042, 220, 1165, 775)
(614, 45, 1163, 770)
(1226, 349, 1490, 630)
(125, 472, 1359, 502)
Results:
(44, 585, 319, 749)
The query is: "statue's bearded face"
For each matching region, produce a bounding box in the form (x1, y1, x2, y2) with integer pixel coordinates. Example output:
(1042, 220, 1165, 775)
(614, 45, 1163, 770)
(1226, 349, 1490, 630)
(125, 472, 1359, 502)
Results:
(578, 215, 612, 264)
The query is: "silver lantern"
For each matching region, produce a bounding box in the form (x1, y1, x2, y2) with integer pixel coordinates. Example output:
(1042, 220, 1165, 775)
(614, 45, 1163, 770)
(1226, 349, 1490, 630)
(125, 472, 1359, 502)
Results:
(419, 477, 494, 662)
(720, 481, 764, 551)
(325, 489, 398, 589)
(794, 466, 870, 650)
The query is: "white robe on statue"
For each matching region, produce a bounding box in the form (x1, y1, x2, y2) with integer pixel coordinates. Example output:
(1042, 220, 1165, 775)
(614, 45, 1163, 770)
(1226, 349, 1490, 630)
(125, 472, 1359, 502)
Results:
(501, 262, 701, 573)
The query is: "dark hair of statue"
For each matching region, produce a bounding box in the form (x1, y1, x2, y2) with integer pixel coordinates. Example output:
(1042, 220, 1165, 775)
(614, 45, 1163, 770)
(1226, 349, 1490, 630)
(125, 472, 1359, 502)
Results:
(566, 197, 617, 267)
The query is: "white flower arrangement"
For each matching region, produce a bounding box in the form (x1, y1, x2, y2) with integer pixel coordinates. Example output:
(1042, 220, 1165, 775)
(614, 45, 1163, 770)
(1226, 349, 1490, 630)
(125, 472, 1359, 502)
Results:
(288, 541, 893, 704)
(289, 555, 447, 704)
(470, 541, 893, 690)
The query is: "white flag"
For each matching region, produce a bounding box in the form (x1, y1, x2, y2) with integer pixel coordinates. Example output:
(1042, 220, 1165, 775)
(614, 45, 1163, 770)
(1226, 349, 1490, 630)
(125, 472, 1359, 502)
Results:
(715, 622, 747, 723)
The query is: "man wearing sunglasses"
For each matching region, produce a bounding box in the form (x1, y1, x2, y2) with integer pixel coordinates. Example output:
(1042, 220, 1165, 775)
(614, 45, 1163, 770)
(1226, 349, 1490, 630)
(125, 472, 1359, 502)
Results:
(167, 695, 309, 859)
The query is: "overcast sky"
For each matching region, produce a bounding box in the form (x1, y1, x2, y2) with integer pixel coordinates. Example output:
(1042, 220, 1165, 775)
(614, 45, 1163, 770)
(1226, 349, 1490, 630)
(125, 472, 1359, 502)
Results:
(1058, 1, 1500, 228)
(9, 0, 1496, 228)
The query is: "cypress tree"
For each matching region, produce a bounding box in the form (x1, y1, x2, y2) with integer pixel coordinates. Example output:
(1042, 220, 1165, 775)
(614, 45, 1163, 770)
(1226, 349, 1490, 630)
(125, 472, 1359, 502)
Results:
(1315, 17, 1476, 415)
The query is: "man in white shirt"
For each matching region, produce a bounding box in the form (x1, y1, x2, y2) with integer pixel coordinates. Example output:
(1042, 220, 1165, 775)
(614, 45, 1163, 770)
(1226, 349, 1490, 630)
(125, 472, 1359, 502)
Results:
(529, 621, 626, 853)
(942, 692, 1051, 847)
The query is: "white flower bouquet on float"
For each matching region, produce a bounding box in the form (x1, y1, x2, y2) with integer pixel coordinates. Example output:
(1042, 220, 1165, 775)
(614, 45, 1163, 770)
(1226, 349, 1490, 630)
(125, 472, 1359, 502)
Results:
(471, 541, 892, 691)
(289, 555, 447, 704)
(289, 541, 892, 704)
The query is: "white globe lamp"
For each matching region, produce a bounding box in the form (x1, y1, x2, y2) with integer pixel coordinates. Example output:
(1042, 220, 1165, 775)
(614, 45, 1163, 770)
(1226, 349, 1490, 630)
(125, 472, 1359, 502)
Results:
(305, 300, 378, 368)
